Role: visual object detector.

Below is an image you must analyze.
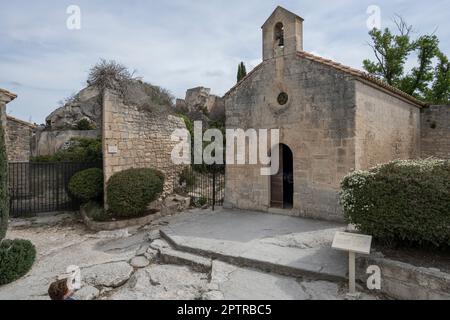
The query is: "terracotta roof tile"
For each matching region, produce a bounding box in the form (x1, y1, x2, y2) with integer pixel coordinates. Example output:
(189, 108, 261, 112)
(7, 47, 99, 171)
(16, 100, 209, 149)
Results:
(224, 51, 427, 108)
(296, 51, 426, 107)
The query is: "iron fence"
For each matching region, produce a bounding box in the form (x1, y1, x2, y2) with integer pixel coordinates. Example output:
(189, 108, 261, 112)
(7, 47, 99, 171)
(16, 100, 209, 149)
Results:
(8, 162, 102, 217)
(173, 165, 225, 210)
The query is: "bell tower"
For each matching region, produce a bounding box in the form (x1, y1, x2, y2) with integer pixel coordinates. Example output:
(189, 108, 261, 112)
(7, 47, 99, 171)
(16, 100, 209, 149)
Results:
(262, 6, 304, 61)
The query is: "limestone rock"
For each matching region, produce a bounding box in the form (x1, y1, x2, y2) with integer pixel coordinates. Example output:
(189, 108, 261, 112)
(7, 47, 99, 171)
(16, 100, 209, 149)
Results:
(90, 229, 130, 240)
(202, 290, 225, 301)
(135, 244, 150, 257)
(107, 265, 208, 300)
(83, 262, 134, 288)
(46, 86, 102, 130)
(73, 286, 100, 301)
(130, 256, 150, 268)
(176, 87, 224, 122)
(145, 248, 159, 262)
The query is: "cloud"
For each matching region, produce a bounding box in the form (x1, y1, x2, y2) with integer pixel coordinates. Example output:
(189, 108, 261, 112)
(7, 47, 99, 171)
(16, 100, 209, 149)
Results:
(1, 0, 449, 122)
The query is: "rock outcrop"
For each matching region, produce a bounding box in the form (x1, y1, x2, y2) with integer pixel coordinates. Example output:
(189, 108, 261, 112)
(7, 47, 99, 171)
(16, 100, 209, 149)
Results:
(34, 80, 176, 157)
(46, 86, 102, 131)
(176, 87, 225, 122)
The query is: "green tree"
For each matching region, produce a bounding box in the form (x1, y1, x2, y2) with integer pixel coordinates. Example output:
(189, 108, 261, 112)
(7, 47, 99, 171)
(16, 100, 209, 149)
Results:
(237, 62, 247, 82)
(363, 16, 449, 104)
(0, 115, 8, 241)
(426, 51, 450, 104)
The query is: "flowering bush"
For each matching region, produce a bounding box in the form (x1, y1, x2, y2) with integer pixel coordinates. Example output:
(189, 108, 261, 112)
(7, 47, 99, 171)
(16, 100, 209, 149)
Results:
(340, 159, 450, 247)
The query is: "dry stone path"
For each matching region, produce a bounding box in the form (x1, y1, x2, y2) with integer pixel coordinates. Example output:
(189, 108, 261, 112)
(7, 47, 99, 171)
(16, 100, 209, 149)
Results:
(0, 210, 383, 300)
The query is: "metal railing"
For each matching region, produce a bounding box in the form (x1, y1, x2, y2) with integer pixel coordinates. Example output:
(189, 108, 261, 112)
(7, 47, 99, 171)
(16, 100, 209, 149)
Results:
(8, 162, 102, 217)
(173, 165, 225, 210)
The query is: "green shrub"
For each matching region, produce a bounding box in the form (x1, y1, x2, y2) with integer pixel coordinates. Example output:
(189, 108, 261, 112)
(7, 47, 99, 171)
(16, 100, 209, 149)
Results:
(31, 137, 102, 163)
(69, 168, 104, 203)
(0, 239, 36, 285)
(179, 168, 196, 187)
(0, 116, 8, 240)
(82, 201, 110, 222)
(76, 119, 96, 130)
(340, 159, 450, 247)
(107, 168, 164, 218)
(195, 196, 208, 208)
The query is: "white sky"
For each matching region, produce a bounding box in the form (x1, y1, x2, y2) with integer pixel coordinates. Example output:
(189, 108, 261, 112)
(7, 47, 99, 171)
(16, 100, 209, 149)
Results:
(1, 0, 449, 123)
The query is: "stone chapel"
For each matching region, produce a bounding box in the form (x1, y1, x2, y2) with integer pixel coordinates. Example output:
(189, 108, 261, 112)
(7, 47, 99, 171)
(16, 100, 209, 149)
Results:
(223, 6, 450, 221)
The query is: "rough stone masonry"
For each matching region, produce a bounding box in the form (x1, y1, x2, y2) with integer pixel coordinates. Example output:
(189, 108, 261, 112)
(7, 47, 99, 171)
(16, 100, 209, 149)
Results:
(223, 6, 449, 222)
(102, 89, 187, 202)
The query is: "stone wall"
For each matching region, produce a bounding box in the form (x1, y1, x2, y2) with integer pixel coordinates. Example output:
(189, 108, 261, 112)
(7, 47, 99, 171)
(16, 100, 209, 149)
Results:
(421, 105, 450, 159)
(224, 54, 357, 221)
(357, 256, 450, 300)
(102, 90, 187, 203)
(354, 81, 421, 170)
(6, 116, 35, 162)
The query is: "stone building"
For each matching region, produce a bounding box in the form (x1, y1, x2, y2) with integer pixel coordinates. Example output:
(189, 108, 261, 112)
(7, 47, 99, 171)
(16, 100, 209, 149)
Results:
(223, 7, 449, 221)
(0, 89, 18, 158)
(6, 116, 36, 162)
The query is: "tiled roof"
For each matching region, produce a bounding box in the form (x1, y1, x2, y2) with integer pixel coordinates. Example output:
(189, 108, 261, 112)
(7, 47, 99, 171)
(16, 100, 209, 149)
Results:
(224, 51, 427, 108)
(296, 51, 426, 107)
(0, 88, 17, 100)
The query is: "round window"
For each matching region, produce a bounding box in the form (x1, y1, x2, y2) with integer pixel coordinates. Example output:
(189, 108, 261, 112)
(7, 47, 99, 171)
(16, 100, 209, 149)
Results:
(277, 92, 289, 105)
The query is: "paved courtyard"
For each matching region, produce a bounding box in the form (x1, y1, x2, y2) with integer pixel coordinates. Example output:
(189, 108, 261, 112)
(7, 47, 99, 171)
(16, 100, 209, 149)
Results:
(0, 209, 382, 300)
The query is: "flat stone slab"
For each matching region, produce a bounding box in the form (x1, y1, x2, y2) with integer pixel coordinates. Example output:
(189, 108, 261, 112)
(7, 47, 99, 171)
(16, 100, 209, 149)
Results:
(204, 261, 379, 300)
(73, 286, 100, 300)
(161, 208, 348, 280)
(83, 261, 134, 288)
(130, 256, 150, 268)
(107, 264, 208, 300)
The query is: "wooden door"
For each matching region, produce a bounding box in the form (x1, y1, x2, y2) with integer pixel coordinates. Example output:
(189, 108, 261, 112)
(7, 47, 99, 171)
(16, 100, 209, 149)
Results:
(270, 146, 284, 208)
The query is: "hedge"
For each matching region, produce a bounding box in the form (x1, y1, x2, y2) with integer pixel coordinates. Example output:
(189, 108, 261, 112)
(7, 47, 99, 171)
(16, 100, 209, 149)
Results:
(68, 168, 104, 203)
(106, 168, 164, 218)
(0, 239, 36, 285)
(340, 159, 450, 247)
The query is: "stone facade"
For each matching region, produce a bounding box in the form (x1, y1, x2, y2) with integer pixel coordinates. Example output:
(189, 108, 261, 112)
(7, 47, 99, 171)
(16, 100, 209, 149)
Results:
(223, 7, 424, 222)
(6, 116, 36, 162)
(102, 89, 187, 202)
(421, 105, 450, 159)
(355, 81, 421, 169)
(0, 89, 18, 159)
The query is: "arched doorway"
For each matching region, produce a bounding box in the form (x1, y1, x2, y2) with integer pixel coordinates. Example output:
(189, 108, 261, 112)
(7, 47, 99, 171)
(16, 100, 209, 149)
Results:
(270, 144, 294, 209)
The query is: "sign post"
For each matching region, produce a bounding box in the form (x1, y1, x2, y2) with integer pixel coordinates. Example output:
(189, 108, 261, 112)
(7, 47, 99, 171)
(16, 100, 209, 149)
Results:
(332, 232, 372, 296)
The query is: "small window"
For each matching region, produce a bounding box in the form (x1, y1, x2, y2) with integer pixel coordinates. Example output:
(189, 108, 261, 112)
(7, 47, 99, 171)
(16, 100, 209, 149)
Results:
(274, 22, 284, 47)
(277, 92, 289, 105)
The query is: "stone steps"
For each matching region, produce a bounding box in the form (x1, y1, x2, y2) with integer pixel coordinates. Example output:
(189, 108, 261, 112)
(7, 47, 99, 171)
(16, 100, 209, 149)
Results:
(148, 237, 212, 273)
(159, 246, 212, 273)
(159, 229, 346, 282)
